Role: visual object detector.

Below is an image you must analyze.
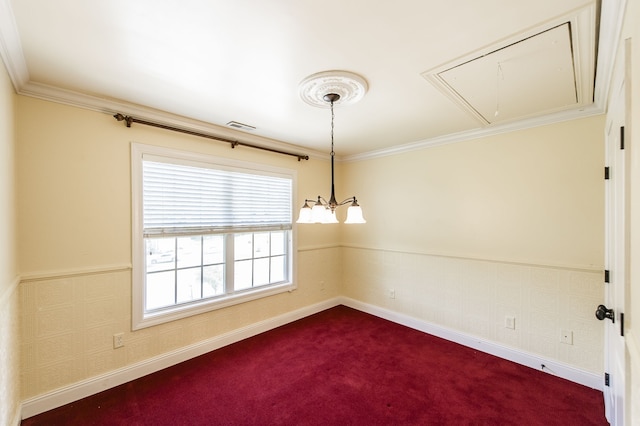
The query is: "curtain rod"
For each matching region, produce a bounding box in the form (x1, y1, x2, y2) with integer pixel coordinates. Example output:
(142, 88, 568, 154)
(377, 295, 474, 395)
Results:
(113, 113, 309, 161)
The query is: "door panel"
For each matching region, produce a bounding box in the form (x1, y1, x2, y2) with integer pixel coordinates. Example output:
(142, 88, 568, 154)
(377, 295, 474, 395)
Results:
(603, 74, 626, 425)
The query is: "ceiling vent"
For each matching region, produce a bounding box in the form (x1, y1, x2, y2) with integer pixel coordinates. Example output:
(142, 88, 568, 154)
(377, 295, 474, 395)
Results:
(422, 5, 596, 126)
(226, 121, 256, 131)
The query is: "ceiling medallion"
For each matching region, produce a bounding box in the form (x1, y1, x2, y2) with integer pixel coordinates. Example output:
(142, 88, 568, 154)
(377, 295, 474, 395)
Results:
(299, 70, 368, 108)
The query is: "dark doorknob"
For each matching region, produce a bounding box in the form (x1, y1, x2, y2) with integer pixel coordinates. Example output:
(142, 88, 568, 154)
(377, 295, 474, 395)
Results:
(595, 304, 615, 322)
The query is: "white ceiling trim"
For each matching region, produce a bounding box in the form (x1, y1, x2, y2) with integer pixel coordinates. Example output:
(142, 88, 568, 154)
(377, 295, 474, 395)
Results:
(2, 65, 606, 165)
(343, 103, 604, 163)
(23, 80, 330, 161)
(0, 0, 626, 163)
(0, 0, 28, 88)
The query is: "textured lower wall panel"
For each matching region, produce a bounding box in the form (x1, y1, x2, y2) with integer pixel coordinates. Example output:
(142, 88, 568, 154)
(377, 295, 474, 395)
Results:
(341, 247, 604, 375)
(19, 247, 344, 412)
(1, 278, 21, 426)
(20, 270, 132, 400)
(21, 297, 341, 419)
(339, 296, 601, 389)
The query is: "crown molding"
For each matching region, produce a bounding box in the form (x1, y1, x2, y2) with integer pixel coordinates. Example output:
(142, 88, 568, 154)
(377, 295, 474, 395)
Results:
(18, 80, 329, 160)
(343, 104, 604, 162)
(0, 0, 625, 164)
(0, 0, 28, 89)
(13, 79, 607, 165)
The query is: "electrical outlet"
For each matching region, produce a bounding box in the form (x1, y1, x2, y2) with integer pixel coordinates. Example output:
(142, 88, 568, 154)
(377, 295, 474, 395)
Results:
(505, 316, 516, 330)
(113, 333, 124, 349)
(560, 329, 573, 345)
(389, 288, 396, 299)
(319, 280, 325, 291)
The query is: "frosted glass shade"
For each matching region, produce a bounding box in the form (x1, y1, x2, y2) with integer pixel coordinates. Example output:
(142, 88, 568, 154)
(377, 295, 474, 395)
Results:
(345, 205, 366, 223)
(311, 204, 327, 223)
(296, 205, 312, 223)
(324, 209, 339, 224)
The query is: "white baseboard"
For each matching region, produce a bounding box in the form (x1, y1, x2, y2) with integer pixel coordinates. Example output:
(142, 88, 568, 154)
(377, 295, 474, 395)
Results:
(339, 297, 602, 391)
(21, 297, 341, 419)
(22, 296, 601, 420)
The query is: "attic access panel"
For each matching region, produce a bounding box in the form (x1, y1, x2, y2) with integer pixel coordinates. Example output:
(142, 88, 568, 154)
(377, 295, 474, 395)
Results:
(425, 23, 578, 125)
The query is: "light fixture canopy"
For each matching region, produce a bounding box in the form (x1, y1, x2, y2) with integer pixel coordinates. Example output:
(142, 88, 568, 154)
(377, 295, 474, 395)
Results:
(297, 72, 367, 224)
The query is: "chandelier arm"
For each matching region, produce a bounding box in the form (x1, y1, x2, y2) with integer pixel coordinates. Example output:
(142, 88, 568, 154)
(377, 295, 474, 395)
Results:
(316, 196, 330, 206)
(337, 197, 357, 206)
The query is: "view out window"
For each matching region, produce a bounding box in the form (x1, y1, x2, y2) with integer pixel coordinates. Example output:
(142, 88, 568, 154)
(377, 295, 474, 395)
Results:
(131, 143, 296, 329)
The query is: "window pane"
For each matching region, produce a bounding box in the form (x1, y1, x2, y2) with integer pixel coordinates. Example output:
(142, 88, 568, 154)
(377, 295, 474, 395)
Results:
(270, 232, 285, 256)
(254, 232, 270, 258)
(235, 234, 253, 260)
(203, 265, 224, 297)
(177, 268, 202, 304)
(144, 232, 289, 312)
(177, 236, 202, 269)
(146, 238, 176, 273)
(271, 255, 285, 283)
(146, 271, 175, 311)
(253, 257, 270, 286)
(235, 259, 252, 290)
(203, 235, 224, 264)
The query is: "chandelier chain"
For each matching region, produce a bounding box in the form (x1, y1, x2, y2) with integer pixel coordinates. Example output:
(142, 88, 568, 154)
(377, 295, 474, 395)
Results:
(330, 100, 335, 157)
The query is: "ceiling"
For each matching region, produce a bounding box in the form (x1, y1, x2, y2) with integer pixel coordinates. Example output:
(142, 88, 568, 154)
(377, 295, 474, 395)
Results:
(0, 0, 618, 158)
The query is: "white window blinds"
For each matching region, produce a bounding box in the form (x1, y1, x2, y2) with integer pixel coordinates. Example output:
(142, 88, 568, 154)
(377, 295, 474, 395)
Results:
(142, 159, 292, 237)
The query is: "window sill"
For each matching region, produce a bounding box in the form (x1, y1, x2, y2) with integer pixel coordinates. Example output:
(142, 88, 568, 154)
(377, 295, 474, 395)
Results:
(132, 282, 297, 330)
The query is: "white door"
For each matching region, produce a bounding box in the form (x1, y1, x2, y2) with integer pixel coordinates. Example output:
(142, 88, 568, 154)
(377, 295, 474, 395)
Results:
(602, 69, 627, 425)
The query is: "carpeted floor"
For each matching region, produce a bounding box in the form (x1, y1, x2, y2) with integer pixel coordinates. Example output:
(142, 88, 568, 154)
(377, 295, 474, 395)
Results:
(22, 305, 608, 425)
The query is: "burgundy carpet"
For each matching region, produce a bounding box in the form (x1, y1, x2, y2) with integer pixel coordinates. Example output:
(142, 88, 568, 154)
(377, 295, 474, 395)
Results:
(22, 306, 607, 425)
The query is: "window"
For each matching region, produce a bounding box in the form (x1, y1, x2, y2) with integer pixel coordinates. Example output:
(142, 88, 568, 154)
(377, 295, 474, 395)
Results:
(132, 143, 296, 329)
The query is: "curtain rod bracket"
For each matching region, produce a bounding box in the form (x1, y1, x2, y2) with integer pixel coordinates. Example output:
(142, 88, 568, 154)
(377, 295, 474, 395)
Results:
(113, 113, 309, 161)
(113, 113, 133, 127)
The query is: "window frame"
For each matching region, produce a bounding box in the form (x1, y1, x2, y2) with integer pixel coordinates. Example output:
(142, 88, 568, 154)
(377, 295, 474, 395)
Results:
(131, 143, 297, 330)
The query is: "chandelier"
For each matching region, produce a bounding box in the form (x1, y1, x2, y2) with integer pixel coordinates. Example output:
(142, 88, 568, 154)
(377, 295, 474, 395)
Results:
(296, 71, 367, 224)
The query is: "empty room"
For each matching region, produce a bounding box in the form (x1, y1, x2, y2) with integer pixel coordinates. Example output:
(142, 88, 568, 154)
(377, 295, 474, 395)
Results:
(1, 1, 639, 425)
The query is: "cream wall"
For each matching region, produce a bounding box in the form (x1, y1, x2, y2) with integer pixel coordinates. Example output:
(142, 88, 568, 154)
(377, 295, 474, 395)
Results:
(16, 96, 340, 400)
(340, 116, 605, 374)
(341, 117, 604, 269)
(0, 58, 20, 425)
(15, 94, 608, 406)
